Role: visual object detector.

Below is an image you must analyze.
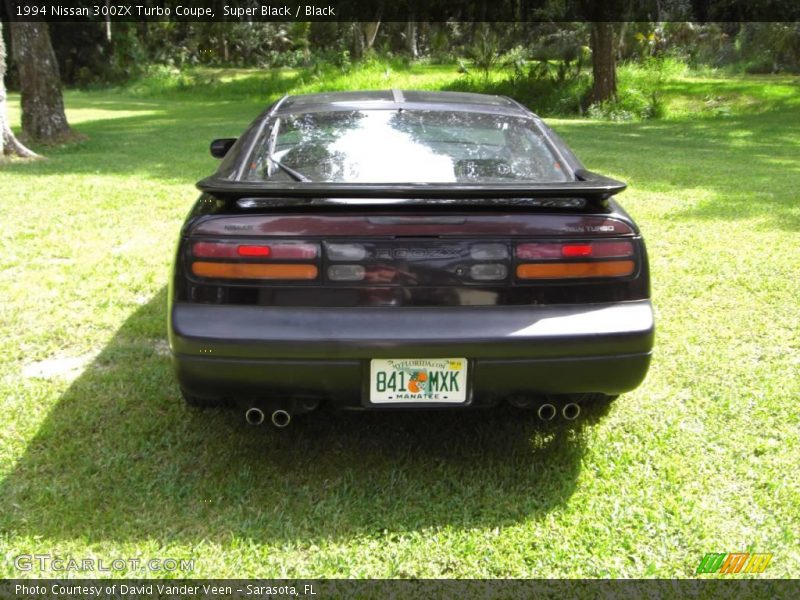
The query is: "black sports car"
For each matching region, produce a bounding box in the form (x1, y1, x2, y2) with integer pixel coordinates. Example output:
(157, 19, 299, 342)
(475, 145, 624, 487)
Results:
(168, 90, 653, 427)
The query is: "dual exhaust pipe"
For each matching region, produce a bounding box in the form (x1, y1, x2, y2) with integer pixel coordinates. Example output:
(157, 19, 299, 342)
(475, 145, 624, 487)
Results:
(537, 402, 581, 422)
(245, 407, 291, 428)
(246, 402, 579, 426)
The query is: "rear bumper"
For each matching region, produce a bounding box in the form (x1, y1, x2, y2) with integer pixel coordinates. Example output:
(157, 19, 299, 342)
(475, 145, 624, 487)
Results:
(169, 301, 654, 408)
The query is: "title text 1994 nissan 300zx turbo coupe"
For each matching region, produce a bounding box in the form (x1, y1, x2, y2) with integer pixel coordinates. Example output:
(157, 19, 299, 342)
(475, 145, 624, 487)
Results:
(167, 90, 654, 427)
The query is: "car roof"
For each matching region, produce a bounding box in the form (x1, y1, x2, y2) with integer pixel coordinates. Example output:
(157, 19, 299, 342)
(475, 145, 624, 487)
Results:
(274, 90, 536, 119)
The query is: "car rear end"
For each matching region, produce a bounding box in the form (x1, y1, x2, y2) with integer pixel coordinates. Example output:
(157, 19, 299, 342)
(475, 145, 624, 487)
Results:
(167, 91, 653, 424)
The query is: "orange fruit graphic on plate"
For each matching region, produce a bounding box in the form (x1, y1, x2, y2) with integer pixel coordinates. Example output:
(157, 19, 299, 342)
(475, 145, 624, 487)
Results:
(408, 371, 427, 393)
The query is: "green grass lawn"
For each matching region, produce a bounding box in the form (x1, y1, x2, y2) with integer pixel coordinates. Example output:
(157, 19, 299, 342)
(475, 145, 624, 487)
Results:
(0, 65, 798, 579)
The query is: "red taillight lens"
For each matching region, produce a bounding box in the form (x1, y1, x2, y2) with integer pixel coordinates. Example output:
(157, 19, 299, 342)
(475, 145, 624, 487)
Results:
(561, 244, 593, 257)
(583, 241, 634, 258)
(192, 242, 318, 259)
(237, 245, 271, 257)
(267, 244, 318, 259)
(192, 241, 237, 258)
(516, 241, 634, 260)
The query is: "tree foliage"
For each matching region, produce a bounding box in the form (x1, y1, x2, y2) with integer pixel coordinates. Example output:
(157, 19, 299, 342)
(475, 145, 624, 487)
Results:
(2, 19, 798, 136)
(14, 21, 795, 89)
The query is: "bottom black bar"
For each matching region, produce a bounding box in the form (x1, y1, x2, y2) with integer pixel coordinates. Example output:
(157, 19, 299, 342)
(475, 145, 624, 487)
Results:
(1, 579, 798, 600)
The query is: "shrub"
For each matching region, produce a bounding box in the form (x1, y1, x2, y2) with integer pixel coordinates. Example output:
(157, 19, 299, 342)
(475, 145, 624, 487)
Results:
(743, 58, 776, 74)
(447, 67, 591, 117)
(587, 56, 681, 121)
(468, 27, 500, 80)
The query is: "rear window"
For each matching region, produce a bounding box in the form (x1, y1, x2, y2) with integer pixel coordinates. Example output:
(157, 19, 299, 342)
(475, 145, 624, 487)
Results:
(243, 110, 570, 184)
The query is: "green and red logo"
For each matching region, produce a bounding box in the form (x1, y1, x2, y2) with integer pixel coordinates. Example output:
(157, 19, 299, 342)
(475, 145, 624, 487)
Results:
(696, 552, 772, 574)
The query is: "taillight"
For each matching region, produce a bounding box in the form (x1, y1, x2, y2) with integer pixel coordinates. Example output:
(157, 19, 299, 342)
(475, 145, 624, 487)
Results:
(189, 241, 320, 281)
(192, 263, 319, 280)
(182, 213, 646, 307)
(192, 241, 318, 259)
(236, 245, 271, 258)
(470, 243, 508, 260)
(321, 241, 512, 284)
(516, 241, 633, 260)
(516, 240, 636, 280)
(327, 265, 366, 281)
(326, 243, 367, 261)
(561, 244, 592, 257)
(517, 261, 634, 279)
(470, 264, 508, 281)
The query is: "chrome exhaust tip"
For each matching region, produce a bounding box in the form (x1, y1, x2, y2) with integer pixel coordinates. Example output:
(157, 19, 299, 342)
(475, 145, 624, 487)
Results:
(245, 407, 265, 426)
(537, 403, 556, 421)
(271, 409, 291, 428)
(562, 402, 581, 421)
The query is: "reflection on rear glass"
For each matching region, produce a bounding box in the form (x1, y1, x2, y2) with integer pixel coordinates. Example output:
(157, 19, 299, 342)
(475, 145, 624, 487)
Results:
(245, 110, 569, 184)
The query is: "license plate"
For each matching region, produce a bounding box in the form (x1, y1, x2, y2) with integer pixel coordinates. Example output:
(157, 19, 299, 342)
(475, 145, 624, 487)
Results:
(369, 358, 468, 404)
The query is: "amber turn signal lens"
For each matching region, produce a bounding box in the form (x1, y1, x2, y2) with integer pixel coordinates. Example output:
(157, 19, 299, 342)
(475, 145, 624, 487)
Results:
(192, 262, 318, 280)
(516, 260, 635, 279)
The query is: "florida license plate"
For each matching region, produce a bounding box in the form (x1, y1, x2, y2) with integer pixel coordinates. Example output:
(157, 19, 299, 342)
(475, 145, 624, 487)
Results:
(369, 358, 468, 404)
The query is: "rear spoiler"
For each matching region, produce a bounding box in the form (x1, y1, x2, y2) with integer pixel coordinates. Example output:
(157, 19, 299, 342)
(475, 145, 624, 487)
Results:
(196, 170, 626, 207)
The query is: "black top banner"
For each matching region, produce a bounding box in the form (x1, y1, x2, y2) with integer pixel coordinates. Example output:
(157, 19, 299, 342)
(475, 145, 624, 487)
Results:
(2, 0, 799, 22)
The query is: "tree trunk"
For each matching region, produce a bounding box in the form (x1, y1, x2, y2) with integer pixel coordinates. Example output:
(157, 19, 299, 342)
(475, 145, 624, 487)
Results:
(363, 20, 381, 52)
(351, 23, 365, 59)
(9, 21, 73, 143)
(0, 22, 38, 158)
(405, 21, 419, 59)
(590, 22, 617, 104)
(104, 0, 112, 42)
(617, 21, 628, 61)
